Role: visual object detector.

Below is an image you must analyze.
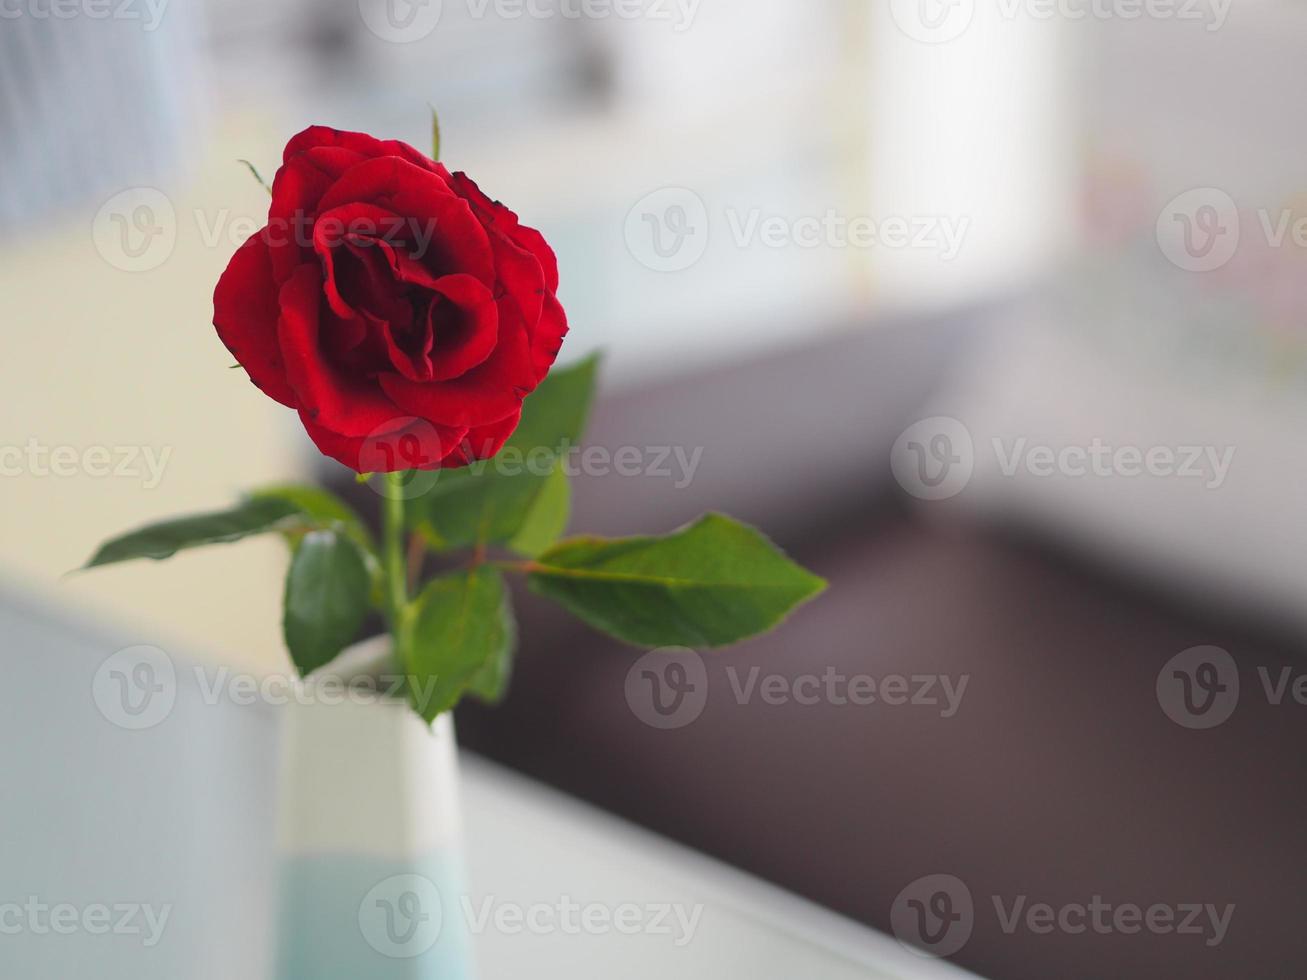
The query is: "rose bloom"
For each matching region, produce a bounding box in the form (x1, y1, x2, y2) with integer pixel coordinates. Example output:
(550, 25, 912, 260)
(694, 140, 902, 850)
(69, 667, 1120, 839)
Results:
(213, 126, 567, 472)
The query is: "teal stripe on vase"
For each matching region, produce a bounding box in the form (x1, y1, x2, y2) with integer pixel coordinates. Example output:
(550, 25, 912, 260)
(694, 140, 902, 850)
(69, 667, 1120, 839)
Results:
(276, 851, 474, 980)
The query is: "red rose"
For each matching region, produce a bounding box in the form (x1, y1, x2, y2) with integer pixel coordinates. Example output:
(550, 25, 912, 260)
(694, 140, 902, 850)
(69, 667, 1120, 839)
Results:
(213, 126, 567, 472)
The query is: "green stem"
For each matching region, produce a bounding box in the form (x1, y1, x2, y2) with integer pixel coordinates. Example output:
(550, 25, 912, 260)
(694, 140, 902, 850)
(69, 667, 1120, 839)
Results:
(487, 559, 538, 575)
(383, 472, 410, 662)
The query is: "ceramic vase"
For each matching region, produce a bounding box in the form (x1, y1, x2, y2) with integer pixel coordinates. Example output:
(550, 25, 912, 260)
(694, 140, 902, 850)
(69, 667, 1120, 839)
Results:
(275, 637, 474, 979)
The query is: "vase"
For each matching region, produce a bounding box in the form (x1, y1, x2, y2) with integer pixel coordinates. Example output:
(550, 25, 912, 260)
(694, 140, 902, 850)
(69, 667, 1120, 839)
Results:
(274, 636, 475, 979)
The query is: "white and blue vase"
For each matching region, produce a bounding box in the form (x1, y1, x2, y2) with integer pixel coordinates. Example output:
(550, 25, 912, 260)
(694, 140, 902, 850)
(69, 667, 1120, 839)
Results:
(275, 638, 474, 980)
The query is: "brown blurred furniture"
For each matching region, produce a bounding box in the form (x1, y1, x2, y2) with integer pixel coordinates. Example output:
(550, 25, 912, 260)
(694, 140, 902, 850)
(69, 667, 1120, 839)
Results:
(341, 307, 1307, 979)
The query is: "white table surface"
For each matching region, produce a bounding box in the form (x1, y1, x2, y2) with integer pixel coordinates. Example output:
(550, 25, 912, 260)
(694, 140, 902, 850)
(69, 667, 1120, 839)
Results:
(0, 583, 978, 979)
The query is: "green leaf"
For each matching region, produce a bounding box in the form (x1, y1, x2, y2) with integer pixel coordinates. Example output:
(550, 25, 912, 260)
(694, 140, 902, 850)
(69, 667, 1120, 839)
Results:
(415, 467, 553, 552)
(249, 484, 384, 608)
(503, 352, 600, 458)
(430, 105, 442, 161)
(507, 463, 570, 557)
(283, 530, 372, 676)
(406, 568, 513, 722)
(411, 354, 599, 552)
(84, 497, 302, 569)
(528, 514, 826, 648)
(468, 581, 518, 705)
(249, 484, 374, 549)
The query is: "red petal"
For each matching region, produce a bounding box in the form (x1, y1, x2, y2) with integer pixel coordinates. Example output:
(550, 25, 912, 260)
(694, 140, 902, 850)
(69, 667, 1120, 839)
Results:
(213, 232, 297, 408)
(313, 202, 413, 321)
(379, 296, 534, 428)
(264, 147, 367, 282)
(513, 222, 560, 294)
(299, 411, 467, 474)
(440, 408, 523, 469)
(284, 126, 441, 176)
(276, 265, 407, 437)
(530, 293, 569, 380)
(316, 157, 495, 285)
(486, 223, 545, 330)
(449, 170, 559, 292)
(426, 273, 500, 382)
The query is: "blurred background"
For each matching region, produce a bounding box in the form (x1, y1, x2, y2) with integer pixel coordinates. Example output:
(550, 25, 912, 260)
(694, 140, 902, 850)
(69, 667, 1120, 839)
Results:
(4, 1, 1307, 977)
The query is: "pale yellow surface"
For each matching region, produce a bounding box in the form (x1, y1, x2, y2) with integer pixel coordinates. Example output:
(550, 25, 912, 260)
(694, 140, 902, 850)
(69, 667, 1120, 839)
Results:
(0, 116, 312, 672)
